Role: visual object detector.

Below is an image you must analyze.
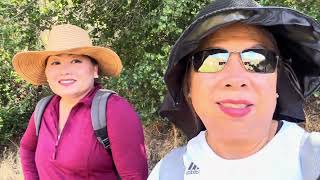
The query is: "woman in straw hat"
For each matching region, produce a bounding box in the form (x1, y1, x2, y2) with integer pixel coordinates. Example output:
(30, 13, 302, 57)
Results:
(15, 24, 147, 180)
(149, 0, 320, 179)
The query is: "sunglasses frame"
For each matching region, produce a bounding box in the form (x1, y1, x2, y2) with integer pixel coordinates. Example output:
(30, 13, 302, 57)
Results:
(190, 47, 280, 74)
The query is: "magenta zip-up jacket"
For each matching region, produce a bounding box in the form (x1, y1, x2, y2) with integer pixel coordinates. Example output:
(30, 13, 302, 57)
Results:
(20, 86, 148, 180)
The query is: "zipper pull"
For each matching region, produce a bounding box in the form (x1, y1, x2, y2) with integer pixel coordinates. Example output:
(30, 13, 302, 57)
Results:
(52, 135, 60, 160)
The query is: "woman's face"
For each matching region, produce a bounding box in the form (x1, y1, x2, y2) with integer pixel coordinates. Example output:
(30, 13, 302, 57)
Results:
(45, 54, 98, 99)
(189, 24, 278, 136)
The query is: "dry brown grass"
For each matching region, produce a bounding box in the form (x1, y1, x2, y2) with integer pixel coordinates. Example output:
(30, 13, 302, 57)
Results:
(144, 120, 187, 172)
(305, 95, 320, 132)
(0, 148, 23, 180)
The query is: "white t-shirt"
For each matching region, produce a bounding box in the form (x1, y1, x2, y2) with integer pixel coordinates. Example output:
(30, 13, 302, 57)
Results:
(148, 121, 306, 180)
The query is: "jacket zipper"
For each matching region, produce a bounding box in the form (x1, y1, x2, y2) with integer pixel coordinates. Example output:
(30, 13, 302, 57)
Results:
(52, 107, 75, 160)
(52, 135, 60, 160)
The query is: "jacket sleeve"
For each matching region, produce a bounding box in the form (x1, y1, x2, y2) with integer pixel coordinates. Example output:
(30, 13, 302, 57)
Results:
(19, 113, 39, 180)
(107, 95, 148, 180)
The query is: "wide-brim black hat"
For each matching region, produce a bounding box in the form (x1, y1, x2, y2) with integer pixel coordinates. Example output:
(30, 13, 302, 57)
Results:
(160, 0, 320, 139)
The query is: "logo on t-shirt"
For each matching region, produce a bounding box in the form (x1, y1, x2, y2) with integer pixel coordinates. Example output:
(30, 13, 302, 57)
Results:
(186, 162, 200, 175)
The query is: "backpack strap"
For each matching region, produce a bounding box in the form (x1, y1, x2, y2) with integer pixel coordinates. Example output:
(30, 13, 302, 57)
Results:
(34, 95, 54, 136)
(300, 132, 320, 180)
(159, 145, 187, 180)
(34, 90, 119, 177)
(91, 89, 115, 150)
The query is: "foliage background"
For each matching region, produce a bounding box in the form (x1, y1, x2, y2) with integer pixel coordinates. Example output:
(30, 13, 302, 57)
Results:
(0, 0, 319, 151)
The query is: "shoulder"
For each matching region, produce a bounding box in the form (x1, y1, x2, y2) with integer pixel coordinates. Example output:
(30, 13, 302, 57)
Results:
(273, 121, 306, 148)
(161, 146, 187, 169)
(93, 88, 136, 113)
(163, 146, 187, 161)
(149, 146, 187, 180)
(106, 94, 142, 126)
(280, 120, 306, 135)
(148, 159, 162, 180)
(107, 94, 135, 110)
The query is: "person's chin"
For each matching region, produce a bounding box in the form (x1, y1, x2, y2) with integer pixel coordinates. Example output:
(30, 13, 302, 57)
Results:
(56, 89, 81, 98)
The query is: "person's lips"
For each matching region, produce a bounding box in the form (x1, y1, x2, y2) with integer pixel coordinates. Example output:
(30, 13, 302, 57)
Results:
(58, 79, 76, 86)
(217, 99, 253, 118)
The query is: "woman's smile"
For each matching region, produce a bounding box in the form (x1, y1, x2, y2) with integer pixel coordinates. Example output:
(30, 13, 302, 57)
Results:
(217, 99, 253, 117)
(58, 79, 77, 86)
(45, 54, 98, 99)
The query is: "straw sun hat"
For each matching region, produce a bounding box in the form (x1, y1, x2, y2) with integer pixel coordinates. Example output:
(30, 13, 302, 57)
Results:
(12, 24, 123, 85)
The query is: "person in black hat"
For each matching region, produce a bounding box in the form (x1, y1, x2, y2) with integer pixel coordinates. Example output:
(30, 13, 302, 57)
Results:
(148, 0, 320, 179)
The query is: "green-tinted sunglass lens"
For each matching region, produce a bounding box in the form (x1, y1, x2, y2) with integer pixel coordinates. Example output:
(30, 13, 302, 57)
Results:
(241, 51, 266, 72)
(198, 53, 228, 73)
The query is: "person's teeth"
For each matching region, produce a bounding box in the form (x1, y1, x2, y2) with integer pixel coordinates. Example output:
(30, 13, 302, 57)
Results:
(60, 80, 74, 83)
(221, 103, 247, 108)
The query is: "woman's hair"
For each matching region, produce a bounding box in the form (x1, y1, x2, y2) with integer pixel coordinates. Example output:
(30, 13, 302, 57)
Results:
(85, 55, 98, 65)
(183, 62, 197, 120)
(85, 55, 103, 84)
(182, 25, 281, 125)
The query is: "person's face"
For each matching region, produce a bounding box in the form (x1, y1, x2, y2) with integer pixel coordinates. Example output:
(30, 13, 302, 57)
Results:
(189, 23, 278, 135)
(45, 54, 98, 99)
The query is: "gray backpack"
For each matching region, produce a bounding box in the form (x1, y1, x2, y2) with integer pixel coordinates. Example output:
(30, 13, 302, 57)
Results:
(34, 89, 115, 150)
(35, 89, 121, 179)
(159, 133, 320, 180)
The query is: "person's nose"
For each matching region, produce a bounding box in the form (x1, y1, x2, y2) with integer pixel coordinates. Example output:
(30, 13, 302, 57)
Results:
(59, 63, 73, 76)
(222, 52, 249, 88)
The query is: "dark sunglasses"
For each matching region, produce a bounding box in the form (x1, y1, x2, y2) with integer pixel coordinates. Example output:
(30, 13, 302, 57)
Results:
(190, 48, 280, 73)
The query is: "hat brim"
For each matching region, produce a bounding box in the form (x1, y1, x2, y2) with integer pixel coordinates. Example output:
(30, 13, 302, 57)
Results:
(12, 46, 122, 85)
